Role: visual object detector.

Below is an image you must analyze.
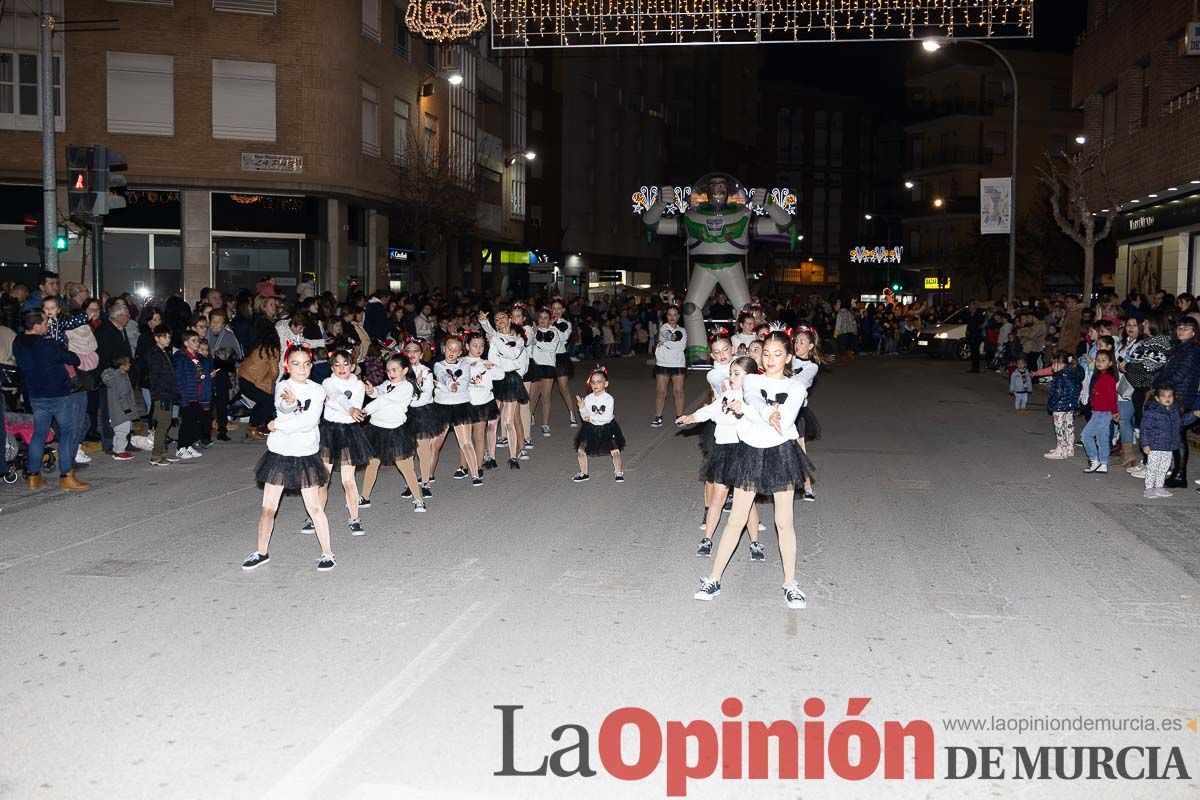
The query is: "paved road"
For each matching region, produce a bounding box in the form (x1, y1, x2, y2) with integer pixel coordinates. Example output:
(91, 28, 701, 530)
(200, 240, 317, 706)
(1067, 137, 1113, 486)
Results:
(2, 356, 1198, 799)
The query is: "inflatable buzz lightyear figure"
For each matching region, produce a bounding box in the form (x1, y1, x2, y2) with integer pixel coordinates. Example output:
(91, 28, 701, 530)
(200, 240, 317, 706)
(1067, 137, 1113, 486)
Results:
(641, 172, 796, 364)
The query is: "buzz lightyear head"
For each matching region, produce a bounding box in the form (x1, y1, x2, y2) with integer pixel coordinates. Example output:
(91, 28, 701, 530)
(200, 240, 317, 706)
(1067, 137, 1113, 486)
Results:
(690, 172, 746, 212)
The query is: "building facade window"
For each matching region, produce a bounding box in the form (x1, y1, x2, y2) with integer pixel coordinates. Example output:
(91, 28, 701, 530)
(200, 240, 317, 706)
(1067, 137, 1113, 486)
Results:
(393, 97, 409, 161)
(423, 111, 437, 146)
(212, 59, 275, 141)
(212, 0, 277, 13)
(106, 52, 174, 136)
(101, 231, 182, 299)
(393, 2, 410, 58)
(362, 81, 380, 157)
(509, 55, 527, 220)
(362, 0, 381, 41)
(0, 51, 63, 131)
(1101, 88, 1117, 145)
(448, 46, 476, 183)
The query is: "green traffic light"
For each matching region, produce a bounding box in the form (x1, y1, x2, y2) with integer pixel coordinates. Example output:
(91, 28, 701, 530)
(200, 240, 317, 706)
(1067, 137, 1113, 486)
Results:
(891, 283, 902, 292)
(55, 236, 68, 251)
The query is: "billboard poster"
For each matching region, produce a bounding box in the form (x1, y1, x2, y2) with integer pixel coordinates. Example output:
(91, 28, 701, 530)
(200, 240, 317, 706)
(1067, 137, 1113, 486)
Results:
(980, 177, 1013, 234)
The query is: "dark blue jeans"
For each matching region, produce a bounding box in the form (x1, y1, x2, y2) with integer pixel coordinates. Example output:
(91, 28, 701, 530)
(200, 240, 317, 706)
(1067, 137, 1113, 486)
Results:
(29, 393, 84, 476)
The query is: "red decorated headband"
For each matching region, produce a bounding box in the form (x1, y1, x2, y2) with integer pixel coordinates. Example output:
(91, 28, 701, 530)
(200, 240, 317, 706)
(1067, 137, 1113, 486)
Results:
(283, 342, 312, 361)
(708, 327, 731, 343)
(585, 365, 609, 384)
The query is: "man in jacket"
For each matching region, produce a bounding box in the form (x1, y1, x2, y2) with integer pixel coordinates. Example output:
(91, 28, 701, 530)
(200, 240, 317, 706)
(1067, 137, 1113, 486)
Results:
(363, 291, 390, 342)
(94, 302, 135, 454)
(12, 311, 89, 491)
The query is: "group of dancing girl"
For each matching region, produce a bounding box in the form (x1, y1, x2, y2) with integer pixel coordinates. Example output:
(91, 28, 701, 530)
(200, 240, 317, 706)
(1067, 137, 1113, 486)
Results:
(676, 321, 825, 610)
(241, 300, 626, 571)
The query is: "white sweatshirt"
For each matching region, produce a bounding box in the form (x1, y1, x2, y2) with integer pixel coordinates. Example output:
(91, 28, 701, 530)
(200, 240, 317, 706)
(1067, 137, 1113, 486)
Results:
(530, 326, 563, 366)
(434, 359, 472, 405)
(551, 318, 572, 354)
(321, 375, 365, 424)
(691, 387, 751, 445)
(737, 373, 808, 449)
(655, 323, 688, 368)
(706, 361, 731, 396)
(791, 358, 819, 392)
(267, 378, 325, 457)
(579, 391, 615, 425)
(481, 319, 529, 375)
(363, 379, 414, 429)
(466, 356, 504, 405)
(731, 333, 757, 354)
(410, 363, 435, 408)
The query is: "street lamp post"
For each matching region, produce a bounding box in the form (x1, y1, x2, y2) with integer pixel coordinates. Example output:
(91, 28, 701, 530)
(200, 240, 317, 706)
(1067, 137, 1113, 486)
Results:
(923, 38, 1018, 308)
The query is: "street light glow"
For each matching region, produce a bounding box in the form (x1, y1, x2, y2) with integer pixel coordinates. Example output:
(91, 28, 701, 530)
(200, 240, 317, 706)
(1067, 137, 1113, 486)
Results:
(933, 197, 945, 208)
(524, 150, 537, 161)
(864, 213, 873, 220)
(1075, 135, 1087, 145)
(922, 39, 942, 52)
(904, 180, 915, 189)
(447, 72, 464, 86)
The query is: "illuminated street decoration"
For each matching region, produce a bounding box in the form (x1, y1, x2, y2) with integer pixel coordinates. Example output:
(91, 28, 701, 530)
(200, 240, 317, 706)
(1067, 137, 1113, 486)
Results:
(407, 0, 487, 41)
(493, 0, 1034, 49)
(849, 245, 904, 264)
(632, 186, 796, 216)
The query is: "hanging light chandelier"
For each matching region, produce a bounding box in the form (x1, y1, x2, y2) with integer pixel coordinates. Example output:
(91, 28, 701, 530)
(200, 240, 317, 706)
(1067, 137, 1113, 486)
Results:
(406, 0, 487, 42)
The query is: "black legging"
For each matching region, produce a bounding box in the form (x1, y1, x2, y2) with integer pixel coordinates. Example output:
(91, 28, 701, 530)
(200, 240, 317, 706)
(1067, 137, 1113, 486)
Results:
(241, 382, 276, 430)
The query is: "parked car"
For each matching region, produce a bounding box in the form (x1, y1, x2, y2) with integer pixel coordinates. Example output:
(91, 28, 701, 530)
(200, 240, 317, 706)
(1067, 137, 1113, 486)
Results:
(916, 306, 978, 360)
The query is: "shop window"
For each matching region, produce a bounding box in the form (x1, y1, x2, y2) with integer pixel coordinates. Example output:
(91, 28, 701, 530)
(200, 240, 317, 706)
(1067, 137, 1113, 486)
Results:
(101, 231, 182, 300)
(213, 236, 300, 295)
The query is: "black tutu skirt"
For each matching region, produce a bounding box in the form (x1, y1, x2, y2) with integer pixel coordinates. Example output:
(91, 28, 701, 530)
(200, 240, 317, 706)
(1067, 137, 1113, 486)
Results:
(574, 420, 626, 456)
(698, 420, 717, 459)
(408, 404, 447, 440)
(729, 441, 814, 494)
(654, 364, 688, 376)
(555, 353, 574, 378)
(797, 406, 822, 442)
(254, 450, 329, 491)
(366, 422, 416, 462)
(470, 400, 499, 423)
(319, 419, 373, 467)
(494, 371, 529, 403)
(439, 402, 476, 427)
(527, 362, 557, 382)
(701, 441, 740, 486)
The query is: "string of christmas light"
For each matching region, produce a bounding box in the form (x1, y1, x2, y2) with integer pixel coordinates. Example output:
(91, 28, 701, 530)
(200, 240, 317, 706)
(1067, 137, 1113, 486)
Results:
(491, 0, 1034, 48)
(407, 0, 487, 41)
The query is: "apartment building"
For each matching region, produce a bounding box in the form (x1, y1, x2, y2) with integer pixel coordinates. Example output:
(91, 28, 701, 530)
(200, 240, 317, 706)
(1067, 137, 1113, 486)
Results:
(901, 46, 1080, 299)
(0, 0, 526, 300)
(1074, 0, 1200, 298)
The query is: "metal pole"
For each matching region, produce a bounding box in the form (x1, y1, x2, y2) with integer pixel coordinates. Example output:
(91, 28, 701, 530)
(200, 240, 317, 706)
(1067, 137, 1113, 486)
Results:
(975, 41, 1019, 308)
(40, 0, 58, 273)
(91, 219, 103, 296)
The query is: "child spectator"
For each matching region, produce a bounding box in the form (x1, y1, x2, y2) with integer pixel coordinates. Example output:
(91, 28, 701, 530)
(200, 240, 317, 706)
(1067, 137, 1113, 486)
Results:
(1040, 351, 1082, 460)
(172, 329, 212, 459)
(145, 325, 179, 466)
(1138, 384, 1183, 498)
(1009, 360, 1033, 413)
(102, 354, 138, 460)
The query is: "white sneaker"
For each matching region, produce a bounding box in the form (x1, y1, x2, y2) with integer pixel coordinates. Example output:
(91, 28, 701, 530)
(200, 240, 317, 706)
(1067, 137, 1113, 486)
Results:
(188, 446, 203, 458)
(1083, 461, 1100, 473)
(178, 447, 198, 459)
(74, 447, 92, 464)
(1129, 467, 1147, 479)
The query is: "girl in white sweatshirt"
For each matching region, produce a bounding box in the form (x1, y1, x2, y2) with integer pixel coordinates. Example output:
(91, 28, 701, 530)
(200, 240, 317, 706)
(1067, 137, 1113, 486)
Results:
(791, 327, 827, 503)
(652, 304, 688, 427)
(431, 336, 483, 486)
(527, 308, 565, 438)
(360, 353, 426, 512)
(479, 308, 531, 467)
(572, 366, 626, 482)
(313, 350, 372, 535)
(678, 355, 763, 561)
(694, 330, 812, 610)
(402, 338, 442, 498)
(464, 330, 504, 472)
(244, 345, 336, 572)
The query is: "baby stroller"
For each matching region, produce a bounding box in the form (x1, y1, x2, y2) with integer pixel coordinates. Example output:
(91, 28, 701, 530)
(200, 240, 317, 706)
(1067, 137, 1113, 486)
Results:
(4, 412, 56, 481)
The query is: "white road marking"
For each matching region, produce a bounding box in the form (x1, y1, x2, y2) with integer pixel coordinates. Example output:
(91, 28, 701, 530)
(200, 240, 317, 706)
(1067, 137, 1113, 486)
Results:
(261, 598, 503, 800)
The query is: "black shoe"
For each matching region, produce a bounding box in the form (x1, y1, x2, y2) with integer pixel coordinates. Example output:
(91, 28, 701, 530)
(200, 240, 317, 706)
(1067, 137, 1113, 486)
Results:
(358, 495, 372, 508)
(802, 489, 815, 502)
(401, 486, 413, 498)
(83, 431, 101, 443)
(614, 473, 625, 482)
(453, 467, 469, 479)
(508, 458, 520, 469)
(749, 541, 766, 562)
(696, 537, 713, 557)
(241, 552, 269, 570)
(421, 484, 433, 498)
(572, 473, 590, 482)
(216, 433, 232, 442)
(693, 577, 721, 600)
(723, 495, 733, 512)
(348, 520, 365, 535)
(316, 555, 336, 571)
(300, 517, 315, 534)
(650, 416, 663, 427)
(472, 475, 484, 487)
(482, 457, 498, 470)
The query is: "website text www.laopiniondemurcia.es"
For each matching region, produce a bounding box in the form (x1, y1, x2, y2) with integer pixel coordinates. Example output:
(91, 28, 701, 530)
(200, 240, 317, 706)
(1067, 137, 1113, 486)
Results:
(494, 698, 1193, 796)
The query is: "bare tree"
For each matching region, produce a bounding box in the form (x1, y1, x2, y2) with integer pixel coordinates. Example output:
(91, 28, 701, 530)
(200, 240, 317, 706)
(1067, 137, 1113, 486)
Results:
(1038, 148, 1119, 299)
(390, 120, 482, 291)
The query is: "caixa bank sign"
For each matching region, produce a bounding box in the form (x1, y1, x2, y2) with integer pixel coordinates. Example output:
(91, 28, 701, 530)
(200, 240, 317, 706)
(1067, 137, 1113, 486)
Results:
(494, 699, 1191, 797)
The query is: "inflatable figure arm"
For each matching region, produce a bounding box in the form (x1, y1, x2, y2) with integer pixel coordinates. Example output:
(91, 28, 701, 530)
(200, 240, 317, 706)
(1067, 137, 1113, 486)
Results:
(643, 185, 681, 237)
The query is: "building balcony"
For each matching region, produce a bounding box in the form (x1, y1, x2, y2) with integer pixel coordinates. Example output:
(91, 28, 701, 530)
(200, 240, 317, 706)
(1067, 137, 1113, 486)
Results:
(908, 147, 995, 173)
(477, 202, 503, 234)
(906, 99, 999, 127)
(478, 57, 504, 104)
(477, 131, 503, 175)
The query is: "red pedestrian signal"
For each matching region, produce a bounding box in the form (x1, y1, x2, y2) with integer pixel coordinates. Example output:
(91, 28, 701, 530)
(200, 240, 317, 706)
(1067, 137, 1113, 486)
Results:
(73, 172, 87, 190)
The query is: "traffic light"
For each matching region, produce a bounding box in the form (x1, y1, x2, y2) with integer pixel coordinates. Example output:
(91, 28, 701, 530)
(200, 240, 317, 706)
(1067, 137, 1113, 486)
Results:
(23, 214, 42, 250)
(55, 226, 69, 252)
(95, 148, 128, 215)
(891, 282, 903, 293)
(67, 145, 98, 216)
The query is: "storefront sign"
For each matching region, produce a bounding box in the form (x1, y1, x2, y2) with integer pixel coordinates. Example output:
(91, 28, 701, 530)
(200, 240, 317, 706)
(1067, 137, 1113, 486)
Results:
(1118, 193, 1200, 238)
(849, 245, 904, 264)
(241, 153, 304, 174)
(923, 277, 951, 290)
(388, 248, 409, 261)
(1187, 22, 1200, 56)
